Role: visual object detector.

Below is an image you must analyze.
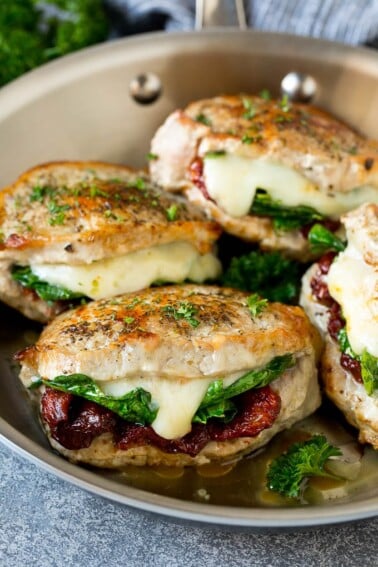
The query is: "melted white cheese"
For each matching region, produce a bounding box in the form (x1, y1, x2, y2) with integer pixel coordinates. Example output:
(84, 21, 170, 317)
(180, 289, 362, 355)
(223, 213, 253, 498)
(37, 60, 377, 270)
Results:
(327, 236, 378, 357)
(203, 154, 378, 218)
(100, 372, 244, 440)
(30, 242, 221, 300)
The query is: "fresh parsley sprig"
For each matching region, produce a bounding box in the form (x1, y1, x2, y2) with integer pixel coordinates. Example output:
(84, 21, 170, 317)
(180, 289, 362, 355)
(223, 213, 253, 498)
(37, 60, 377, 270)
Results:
(221, 250, 302, 304)
(267, 435, 342, 498)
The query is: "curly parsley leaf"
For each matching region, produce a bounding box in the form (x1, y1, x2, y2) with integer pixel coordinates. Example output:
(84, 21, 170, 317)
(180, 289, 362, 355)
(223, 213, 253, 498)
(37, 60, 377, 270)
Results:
(267, 435, 342, 498)
(193, 354, 295, 424)
(43, 374, 157, 425)
(11, 265, 85, 302)
(250, 189, 324, 231)
(221, 250, 302, 304)
(308, 224, 346, 254)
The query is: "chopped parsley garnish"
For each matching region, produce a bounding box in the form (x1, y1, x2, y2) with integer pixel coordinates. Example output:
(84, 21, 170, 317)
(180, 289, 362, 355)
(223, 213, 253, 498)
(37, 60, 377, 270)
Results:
(30, 185, 55, 202)
(130, 177, 146, 190)
(267, 435, 342, 498)
(307, 224, 346, 254)
(242, 97, 256, 120)
(279, 94, 291, 112)
(146, 152, 159, 161)
(205, 150, 226, 158)
(241, 134, 262, 144)
(195, 113, 212, 126)
(166, 204, 178, 221)
(221, 250, 302, 304)
(259, 88, 271, 100)
(47, 201, 70, 226)
(246, 293, 268, 317)
(124, 316, 135, 325)
(163, 301, 200, 328)
(274, 114, 293, 124)
(250, 189, 324, 231)
(89, 185, 109, 198)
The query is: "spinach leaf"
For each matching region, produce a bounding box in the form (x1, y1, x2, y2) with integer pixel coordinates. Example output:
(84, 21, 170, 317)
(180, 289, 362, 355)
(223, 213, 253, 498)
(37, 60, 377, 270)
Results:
(338, 328, 378, 396)
(193, 354, 295, 424)
(250, 189, 324, 231)
(360, 351, 378, 396)
(43, 374, 157, 425)
(221, 250, 302, 304)
(11, 265, 85, 302)
(308, 224, 346, 254)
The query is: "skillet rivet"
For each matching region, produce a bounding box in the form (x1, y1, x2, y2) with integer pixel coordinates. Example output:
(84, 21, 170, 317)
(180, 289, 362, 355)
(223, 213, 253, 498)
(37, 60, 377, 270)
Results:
(281, 72, 317, 103)
(129, 73, 162, 105)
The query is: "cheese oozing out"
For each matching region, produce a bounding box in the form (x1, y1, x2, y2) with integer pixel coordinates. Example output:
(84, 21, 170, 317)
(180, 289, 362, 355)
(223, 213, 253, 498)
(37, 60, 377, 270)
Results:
(203, 154, 378, 218)
(100, 371, 246, 440)
(30, 241, 221, 300)
(327, 235, 378, 357)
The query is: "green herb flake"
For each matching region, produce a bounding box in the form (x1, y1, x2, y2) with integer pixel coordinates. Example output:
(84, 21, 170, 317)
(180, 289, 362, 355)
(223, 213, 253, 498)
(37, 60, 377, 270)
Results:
(347, 145, 358, 155)
(163, 301, 200, 328)
(242, 97, 256, 120)
(267, 435, 342, 499)
(246, 293, 268, 317)
(129, 177, 146, 190)
(279, 94, 291, 112)
(204, 150, 226, 158)
(274, 114, 293, 124)
(89, 185, 109, 198)
(259, 88, 271, 100)
(47, 200, 70, 226)
(146, 152, 159, 161)
(30, 185, 55, 202)
(195, 113, 212, 126)
(124, 316, 135, 325)
(166, 204, 178, 221)
(241, 134, 262, 144)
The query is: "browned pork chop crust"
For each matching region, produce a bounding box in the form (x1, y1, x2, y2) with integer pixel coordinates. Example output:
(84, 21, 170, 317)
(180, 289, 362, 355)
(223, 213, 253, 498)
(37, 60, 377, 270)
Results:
(150, 95, 378, 258)
(18, 285, 321, 467)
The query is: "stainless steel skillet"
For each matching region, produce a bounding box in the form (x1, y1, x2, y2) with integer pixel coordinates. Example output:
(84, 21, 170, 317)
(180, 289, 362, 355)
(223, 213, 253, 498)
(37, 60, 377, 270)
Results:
(0, 1, 377, 528)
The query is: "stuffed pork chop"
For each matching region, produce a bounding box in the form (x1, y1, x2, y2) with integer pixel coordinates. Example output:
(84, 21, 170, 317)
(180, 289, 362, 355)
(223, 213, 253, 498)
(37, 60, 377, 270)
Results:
(17, 285, 321, 468)
(300, 203, 378, 448)
(0, 161, 221, 322)
(150, 94, 378, 260)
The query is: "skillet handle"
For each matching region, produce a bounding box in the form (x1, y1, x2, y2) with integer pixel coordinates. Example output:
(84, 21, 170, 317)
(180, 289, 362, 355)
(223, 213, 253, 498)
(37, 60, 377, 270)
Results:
(195, 0, 247, 29)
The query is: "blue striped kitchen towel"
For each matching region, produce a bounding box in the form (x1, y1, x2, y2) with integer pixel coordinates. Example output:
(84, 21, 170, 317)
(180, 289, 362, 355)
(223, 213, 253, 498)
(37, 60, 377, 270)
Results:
(106, 0, 378, 46)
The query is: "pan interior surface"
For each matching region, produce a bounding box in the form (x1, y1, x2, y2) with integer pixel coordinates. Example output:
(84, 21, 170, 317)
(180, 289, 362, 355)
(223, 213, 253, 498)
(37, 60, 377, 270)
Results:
(0, 30, 378, 527)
